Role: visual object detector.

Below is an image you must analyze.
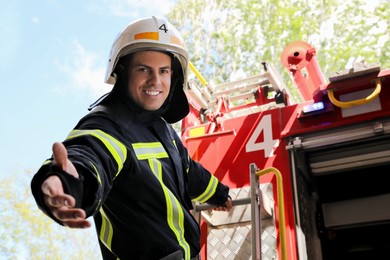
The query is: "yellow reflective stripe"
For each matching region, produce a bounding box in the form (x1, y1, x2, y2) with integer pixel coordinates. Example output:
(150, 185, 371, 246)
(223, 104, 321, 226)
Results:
(193, 174, 219, 203)
(132, 142, 168, 160)
(99, 208, 114, 251)
(94, 199, 102, 213)
(134, 142, 191, 259)
(186, 155, 190, 174)
(89, 161, 102, 186)
(66, 129, 127, 177)
(42, 159, 51, 165)
(89, 161, 103, 214)
(149, 158, 191, 260)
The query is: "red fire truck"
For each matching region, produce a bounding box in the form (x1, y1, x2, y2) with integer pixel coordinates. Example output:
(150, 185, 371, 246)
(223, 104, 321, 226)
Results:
(182, 41, 390, 259)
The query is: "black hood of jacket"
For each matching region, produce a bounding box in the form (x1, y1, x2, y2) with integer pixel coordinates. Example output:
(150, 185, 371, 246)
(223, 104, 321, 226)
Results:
(88, 59, 190, 124)
(89, 63, 189, 124)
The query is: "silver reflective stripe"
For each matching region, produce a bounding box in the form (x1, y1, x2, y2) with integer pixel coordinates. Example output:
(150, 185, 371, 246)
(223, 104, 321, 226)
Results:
(133, 142, 168, 159)
(66, 129, 127, 177)
(133, 142, 191, 260)
(192, 174, 219, 203)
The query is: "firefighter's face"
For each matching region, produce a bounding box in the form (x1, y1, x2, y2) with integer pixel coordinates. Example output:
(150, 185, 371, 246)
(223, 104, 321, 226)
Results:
(126, 51, 172, 111)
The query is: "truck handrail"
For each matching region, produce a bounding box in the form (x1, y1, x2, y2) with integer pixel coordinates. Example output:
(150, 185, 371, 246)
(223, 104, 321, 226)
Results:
(255, 166, 287, 260)
(327, 78, 382, 108)
(194, 197, 251, 211)
(193, 165, 288, 260)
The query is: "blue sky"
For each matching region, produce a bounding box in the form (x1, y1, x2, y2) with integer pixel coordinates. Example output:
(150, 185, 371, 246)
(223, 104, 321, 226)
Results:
(0, 0, 177, 180)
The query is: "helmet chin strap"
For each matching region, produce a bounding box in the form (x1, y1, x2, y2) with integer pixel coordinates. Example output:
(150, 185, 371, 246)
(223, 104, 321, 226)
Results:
(88, 92, 110, 111)
(88, 64, 126, 111)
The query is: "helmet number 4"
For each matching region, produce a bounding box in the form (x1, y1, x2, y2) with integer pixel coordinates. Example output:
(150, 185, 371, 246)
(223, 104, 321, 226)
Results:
(159, 24, 168, 33)
(245, 114, 279, 158)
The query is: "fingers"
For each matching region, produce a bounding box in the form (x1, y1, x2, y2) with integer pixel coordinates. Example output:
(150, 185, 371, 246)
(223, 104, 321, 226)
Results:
(213, 206, 229, 212)
(41, 175, 90, 229)
(53, 142, 68, 170)
(46, 199, 91, 229)
(225, 198, 233, 211)
(51, 207, 91, 229)
(212, 198, 233, 212)
(43, 191, 76, 209)
(41, 175, 75, 205)
(52, 142, 79, 178)
(63, 219, 92, 229)
(41, 175, 64, 196)
(44, 192, 91, 229)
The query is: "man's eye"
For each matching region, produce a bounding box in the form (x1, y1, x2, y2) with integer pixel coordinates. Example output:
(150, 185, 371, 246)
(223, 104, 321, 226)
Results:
(137, 66, 149, 72)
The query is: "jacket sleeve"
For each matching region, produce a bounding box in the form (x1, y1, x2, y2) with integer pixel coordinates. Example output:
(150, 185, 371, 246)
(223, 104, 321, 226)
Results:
(172, 131, 229, 206)
(187, 159, 230, 206)
(31, 117, 128, 223)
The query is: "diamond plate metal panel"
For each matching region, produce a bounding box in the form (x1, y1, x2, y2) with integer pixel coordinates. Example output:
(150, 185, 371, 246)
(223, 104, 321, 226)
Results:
(206, 185, 277, 260)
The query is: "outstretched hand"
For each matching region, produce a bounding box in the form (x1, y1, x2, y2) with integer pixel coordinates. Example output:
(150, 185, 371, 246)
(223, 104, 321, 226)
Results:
(41, 142, 91, 228)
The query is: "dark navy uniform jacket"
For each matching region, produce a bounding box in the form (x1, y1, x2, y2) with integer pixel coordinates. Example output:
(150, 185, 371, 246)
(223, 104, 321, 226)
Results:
(31, 93, 230, 260)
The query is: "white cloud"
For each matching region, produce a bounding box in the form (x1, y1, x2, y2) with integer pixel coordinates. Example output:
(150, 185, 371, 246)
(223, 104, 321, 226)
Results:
(54, 0, 179, 98)
(57, 40, 112, 98)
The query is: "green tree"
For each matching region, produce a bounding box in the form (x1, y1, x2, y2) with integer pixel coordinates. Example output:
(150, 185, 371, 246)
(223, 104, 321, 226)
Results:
(0, 169, 101, 260)
(168, 0, 389, 88)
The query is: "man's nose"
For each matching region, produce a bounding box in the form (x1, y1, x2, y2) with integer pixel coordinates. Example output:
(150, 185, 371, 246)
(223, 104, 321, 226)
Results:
(147, 71, 161, 85)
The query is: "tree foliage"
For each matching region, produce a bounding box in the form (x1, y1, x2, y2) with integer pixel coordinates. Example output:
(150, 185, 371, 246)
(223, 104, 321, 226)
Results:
(0, 170, 101, 260)
(168, 0, 389, 89)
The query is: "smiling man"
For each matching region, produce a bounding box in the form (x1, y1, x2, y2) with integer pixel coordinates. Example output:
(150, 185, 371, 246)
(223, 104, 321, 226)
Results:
(31, 16, 232, 260)
(127, 51, 172, 111)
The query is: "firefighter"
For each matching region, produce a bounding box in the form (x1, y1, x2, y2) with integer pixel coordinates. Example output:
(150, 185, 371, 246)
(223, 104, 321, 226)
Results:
(31, 16, 232, 260)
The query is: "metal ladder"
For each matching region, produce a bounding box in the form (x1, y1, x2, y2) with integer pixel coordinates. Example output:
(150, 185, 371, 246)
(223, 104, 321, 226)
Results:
(193, 164, 287, 260)
(186, 62, 295, 126)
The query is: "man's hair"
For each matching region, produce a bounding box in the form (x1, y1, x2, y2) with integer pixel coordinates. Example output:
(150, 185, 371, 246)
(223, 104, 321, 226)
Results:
(114, 51, 176, 84)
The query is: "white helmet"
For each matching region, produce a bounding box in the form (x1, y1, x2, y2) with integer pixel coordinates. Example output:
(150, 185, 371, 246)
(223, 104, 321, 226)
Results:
(103, 16, 189, 123)
(105, 16, 188, 85)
